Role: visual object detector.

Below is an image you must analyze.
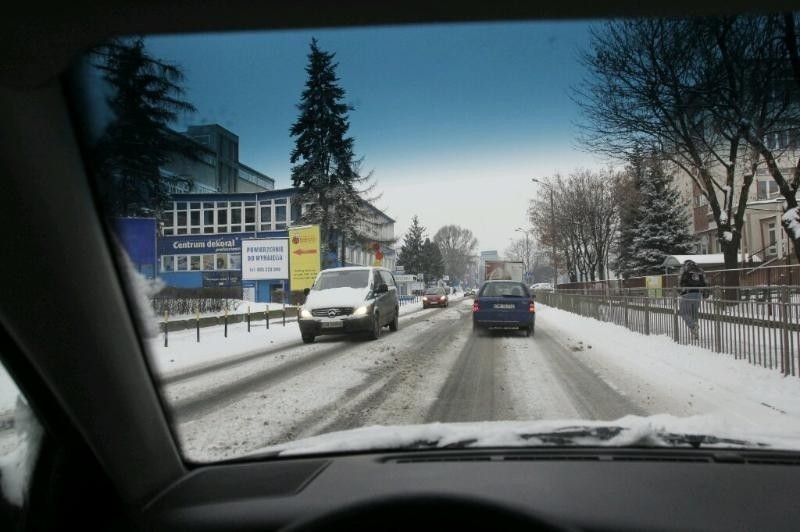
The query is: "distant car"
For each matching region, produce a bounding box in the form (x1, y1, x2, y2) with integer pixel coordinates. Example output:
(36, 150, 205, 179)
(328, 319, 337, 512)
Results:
(464, 289, 476, 297)
(529, 282, 554, 292)
(472, 281, 535, 336)
(298, 266, 399, 343)
(422, 287, 448, 308)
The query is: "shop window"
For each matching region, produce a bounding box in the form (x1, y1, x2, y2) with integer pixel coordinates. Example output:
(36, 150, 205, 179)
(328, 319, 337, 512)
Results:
(190, 256, 201, 271)
(215, 254, 228, 270)
(177, 256, 188, 271)
(162, 256, 174, 272)
(229, 254, 242, 270)
(202, 255, 214, 270)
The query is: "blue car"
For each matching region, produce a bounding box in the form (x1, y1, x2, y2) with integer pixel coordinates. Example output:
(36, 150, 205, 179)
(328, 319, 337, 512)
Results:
(472, 281, 535, 336)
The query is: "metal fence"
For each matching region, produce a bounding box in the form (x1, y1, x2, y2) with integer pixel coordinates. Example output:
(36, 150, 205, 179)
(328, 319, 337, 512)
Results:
(536, 286, 800, 377)
(557, 264, 800, 291)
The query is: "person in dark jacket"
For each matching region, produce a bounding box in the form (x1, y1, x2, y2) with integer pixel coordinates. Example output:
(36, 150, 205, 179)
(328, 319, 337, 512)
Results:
(678, 259, 707, 338)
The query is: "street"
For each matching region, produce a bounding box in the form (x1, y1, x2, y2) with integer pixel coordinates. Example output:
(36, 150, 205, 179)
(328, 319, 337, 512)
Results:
(161, 298, 800, 462)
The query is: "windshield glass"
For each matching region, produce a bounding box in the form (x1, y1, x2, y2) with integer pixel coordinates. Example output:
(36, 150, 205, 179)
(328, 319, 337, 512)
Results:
(482, 282, 528, 297)
(70, 17, 800, 463)
(315, 270, 369, 290)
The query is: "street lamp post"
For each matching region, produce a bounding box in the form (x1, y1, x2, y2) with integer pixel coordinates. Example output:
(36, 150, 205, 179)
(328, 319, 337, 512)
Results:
(515, 227, 531, 283)
(531, 178, 557, 289)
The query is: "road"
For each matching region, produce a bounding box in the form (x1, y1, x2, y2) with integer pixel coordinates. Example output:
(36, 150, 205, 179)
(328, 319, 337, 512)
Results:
(165, 298, 659, 462)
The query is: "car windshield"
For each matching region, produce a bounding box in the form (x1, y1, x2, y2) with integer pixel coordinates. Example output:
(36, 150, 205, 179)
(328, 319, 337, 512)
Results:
(481, 282, 528, 297)
(68, 17, 800, 463)
(315, 270, 369, 290)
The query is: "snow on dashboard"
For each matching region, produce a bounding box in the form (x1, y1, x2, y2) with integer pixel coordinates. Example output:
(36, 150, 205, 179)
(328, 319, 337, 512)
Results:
(255, 414, 800, 457)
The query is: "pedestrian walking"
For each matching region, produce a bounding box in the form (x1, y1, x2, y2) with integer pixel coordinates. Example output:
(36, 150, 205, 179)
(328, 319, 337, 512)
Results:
(678, 259, 708, 339)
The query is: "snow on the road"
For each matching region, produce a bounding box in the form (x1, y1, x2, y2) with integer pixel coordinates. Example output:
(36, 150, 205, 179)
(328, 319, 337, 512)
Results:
(176, 301, 471, 461)
(532, 304, 800, 432)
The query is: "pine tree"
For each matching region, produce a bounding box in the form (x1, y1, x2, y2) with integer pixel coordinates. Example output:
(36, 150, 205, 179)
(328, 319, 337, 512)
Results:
(91, 38, 198, 217)
(398, 216, 426, 275)
(630, 159, 696, 275)
(421, 238, 445, 280)
(290, 38, 378, 261)
(612, 156, 644, 278)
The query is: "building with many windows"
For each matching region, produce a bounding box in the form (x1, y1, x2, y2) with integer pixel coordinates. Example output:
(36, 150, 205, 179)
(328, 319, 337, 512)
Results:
(150, 188, 396, 302)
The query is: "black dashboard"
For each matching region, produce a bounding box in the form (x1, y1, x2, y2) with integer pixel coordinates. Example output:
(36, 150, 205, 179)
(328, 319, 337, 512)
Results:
(140, 448, 800, 531)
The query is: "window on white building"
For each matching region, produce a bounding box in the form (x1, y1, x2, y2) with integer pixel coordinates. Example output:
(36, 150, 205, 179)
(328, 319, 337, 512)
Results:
(767, 221, 778, 256)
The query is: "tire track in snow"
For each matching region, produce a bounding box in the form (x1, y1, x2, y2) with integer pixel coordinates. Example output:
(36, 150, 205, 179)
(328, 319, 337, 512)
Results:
(169, 309, 450, 422)
(285, 305, 474, 440)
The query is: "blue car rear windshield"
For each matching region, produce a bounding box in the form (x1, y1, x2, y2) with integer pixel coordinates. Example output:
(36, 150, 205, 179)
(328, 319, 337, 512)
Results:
(481, 282, 529, 297)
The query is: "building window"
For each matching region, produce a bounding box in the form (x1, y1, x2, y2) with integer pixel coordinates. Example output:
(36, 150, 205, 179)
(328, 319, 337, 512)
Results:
(229, 253, 242, 270)
(161, 255, 174, 272)
(190, 255, 201, 271)
(230, 201, 242, 232)
(177, 256, 188, 271)
(245, 204, 256, 232)
(215, 254, 229, 270)
(767, 221, 778, 256)
(202, 254, 214, 270)
(757, 180, 780, 200)
(217, 202, 228, 233)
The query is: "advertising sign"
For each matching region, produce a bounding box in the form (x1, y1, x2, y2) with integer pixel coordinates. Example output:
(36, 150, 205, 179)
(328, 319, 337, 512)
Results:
(158, 234, 242, 255)
(394, 274, 416, 283)
(289, 225, 321, 291)
(202, 271, 241, 288)
(242, 239, 289, 280)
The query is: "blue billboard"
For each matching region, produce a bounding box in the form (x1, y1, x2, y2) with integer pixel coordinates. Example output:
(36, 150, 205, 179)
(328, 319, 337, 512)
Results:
(114, 217, 157, 279)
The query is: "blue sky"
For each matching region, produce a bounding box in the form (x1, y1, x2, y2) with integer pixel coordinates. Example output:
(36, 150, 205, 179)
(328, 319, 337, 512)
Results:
(146, 21, 605, 253)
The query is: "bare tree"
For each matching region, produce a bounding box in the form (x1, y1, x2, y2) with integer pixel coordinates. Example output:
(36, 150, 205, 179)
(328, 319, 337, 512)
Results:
(712, 14, 800, 261)
(433, 225, 478, 282)
(576, 19, 757, 273)
(529, 169, 620, 282)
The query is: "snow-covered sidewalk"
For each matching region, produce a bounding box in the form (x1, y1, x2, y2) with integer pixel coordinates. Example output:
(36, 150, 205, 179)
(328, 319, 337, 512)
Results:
(533, 304, 800, 433)
(147, 296, 456, 378)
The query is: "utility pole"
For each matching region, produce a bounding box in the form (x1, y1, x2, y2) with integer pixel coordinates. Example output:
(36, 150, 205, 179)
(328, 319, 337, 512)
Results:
(515, 227, 531, 283)
(532, 178, 557, 289)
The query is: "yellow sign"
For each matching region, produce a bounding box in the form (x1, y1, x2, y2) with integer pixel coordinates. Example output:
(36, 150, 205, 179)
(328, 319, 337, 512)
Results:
(289, 225, 321, 291)
(645, 275, 663, 298)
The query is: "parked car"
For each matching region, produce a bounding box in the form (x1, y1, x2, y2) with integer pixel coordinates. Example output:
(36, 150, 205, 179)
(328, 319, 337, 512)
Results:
(464, 288, 476, 297)
(529, 282, 554, 292)
(473, 280, 536, 336)
(298, 267, 399, 343)
(422, 287, 449, 308)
